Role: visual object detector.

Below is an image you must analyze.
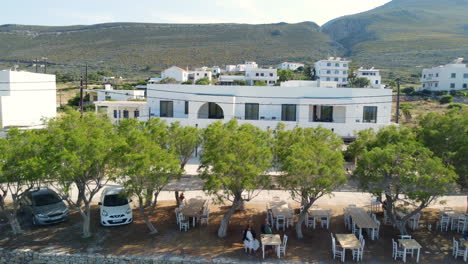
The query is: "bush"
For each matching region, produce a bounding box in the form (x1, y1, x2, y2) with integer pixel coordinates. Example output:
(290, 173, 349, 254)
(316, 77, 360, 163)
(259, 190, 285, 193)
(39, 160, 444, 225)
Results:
(448, 103, 465, 109)
(439, 95, 454, 104)
(254, 80, 267, 86)
(195, 78, 210, 85)
(233, 80, 247, 86)
(181, 81, 193, 85)
(402, 87, 415, 96)
(434, 90, 448, 96)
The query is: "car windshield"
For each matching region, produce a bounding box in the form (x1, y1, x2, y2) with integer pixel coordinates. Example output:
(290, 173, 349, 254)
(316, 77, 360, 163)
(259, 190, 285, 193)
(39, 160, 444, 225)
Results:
(103, 194, 128, 207)
(33, 193, 62, 206)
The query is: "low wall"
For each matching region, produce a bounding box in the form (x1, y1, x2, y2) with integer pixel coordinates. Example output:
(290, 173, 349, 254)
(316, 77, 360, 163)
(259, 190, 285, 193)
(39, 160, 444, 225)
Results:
(0, 248, 298, 264)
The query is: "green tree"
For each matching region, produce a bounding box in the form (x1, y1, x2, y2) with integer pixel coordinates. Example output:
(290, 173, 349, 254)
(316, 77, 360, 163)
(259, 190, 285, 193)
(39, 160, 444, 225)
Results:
(160, 77, 179, 84)
(350, 77, 370, 88)
(167, 122, 200, 206)
(344, 129, 376, 166)
(400, 103, 414, 122)
(199, 119, 272, 238)
(45, 111, 122, 238)
(402, 87, 415, 96)
(439, 95, 454, 104)
(351, 126, 457, 234)
(233, 80, 247, 86)
(278, 69, 295, 82)
(254, 80, 267, 86)
(117, 119, 182, 234)
(0, 129, 46, 235)
(195, 77, 210, 85)
(274, 125, 346, 239)
(97, 70, 112, 77)
(417, 108, 468, 189)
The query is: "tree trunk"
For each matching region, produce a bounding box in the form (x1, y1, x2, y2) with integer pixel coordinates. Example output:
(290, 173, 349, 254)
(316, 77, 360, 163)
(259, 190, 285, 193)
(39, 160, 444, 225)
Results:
(75, 187, 85, 208)
(144, 188, 154, 208)
(218, 198, 241, 238)
(138, 207, 158, 234)
(296, 201, 314, 239)
(6, 213, 23, 235)
(175, 191, 181, 207)
(81, 205, 92, 238)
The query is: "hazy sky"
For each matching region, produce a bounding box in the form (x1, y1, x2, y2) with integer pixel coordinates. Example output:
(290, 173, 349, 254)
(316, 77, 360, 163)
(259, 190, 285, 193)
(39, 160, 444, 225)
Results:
(2, 0, 392, 26)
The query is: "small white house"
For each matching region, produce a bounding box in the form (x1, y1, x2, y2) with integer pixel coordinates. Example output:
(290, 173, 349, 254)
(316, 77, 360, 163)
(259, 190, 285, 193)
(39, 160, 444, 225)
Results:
(0, 70, 56, 129)
(314, 57, 351, 86)
(94, 101, 148, 123)
(279, 62, 305, 71)
(245, 68, 279, 86)
(357, 67, 383, 89)
(161, 66, 189, 82)
(189, 69, 213, 83)
(88, 84, 145, 102)
(421, 58, 468, 91)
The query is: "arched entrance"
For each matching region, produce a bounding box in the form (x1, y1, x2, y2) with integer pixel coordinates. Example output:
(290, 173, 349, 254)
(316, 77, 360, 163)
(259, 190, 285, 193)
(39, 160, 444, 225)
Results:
(198, 102, 224, 119)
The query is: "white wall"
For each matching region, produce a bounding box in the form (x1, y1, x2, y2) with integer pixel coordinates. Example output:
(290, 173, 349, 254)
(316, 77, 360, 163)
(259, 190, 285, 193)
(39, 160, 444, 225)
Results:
(0, 71, 56, 128)
(421, 62, 468, 91)
(96, 89, 145, 101)
(161, 66, 188, 82)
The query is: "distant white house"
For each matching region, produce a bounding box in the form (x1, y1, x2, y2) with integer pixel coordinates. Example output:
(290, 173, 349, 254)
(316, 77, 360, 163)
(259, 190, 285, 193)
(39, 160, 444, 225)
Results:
(219, 67, 279, 86)
(0, 70, 56, 129)
(357, 67, 383, 89)
(280, 80, 338, 88)
(279, 62, 305, 71)
(225, 61, 258, 72)
(161, 66, 189, 82)
(88, 84, 145, 102)
(314, 57, 351, 86)
(421, 58, 468, 91)
(94, 101, 148, 123)
(102, 76, 123, 84)
(189, 69, 213, 83)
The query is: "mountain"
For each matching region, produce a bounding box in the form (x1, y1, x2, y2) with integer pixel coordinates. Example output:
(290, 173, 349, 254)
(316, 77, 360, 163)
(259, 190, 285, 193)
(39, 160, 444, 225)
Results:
(0, 22, 341, 76)
(322, 0, 468, 70)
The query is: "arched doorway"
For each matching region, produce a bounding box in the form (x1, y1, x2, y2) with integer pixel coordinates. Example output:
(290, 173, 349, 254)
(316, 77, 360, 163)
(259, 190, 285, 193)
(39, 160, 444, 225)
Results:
(198, 102, 224, 119)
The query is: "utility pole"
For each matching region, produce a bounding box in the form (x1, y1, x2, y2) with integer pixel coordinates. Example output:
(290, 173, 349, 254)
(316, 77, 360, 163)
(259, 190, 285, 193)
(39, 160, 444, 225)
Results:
(85, 64, 88, 89)
(35, 58, 38, 73)
(80, 76, 84, 117)
(396, 78, 401, 124)
(42, 57, 48, 73)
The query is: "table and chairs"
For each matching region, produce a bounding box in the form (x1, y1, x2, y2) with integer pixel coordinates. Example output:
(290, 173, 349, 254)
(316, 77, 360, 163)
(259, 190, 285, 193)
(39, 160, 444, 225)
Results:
(331, 233, 364, 262)
(267, 200, 294, 231)
(437, 208, 468, 233)
(452, 237, 468, 261)
(345, 206, 379, 240)
(261, 234, 288, 259)
(176, 198, 209, 230)
(397, 236, 422, 263)
(307, 207, 332, 229)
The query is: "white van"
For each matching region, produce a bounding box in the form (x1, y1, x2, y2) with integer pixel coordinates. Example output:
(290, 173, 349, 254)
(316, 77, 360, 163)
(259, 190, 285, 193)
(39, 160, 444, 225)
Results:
(99, 186, 133, 226)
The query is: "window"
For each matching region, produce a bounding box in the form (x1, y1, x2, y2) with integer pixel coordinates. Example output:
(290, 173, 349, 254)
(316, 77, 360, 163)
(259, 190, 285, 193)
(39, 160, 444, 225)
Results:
(123, 110, 129, 119)
(313, 105, 333, 122)
(343, 71, 347, 75)
(134, 111, 139, 118)
(269, 73, 273, 77)
(281, 104, 297, 121)
(113, 110, 118, 118)
(435, 83, 438, 87)
(343, 78, 347, 82)
(363, 106, 377, 123)
(375, 80, 379, 84)
(160, 101, 173, 117)
(436, 73, 439, 77)
(261, 73, 264, 77)
(343, 64, 347, 67)
(450, 83, 455, 89)
(423, 74, 426, 78)
(463, 84, 467, 89)
(464, 73, 468, 79)
(208, 103, 224, 119)
(334, 78, 339, 82)
(451, 73, 456, 78)
(185, 101, 189, 115)
(335, 70, 339, 74)
(335, 63, 340, 67)
(245, 103, 259, 120)
(327, 63, 331, 66)
(204, 73, 208, 77)
(256, 73, 259, 77)
(326, 78, 331, 81)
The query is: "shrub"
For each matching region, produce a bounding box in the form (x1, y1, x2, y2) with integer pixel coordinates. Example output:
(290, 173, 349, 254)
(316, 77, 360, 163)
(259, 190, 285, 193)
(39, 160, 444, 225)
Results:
(439, 95, 454, 104)
(434, 90, 448, 96)
(402, 87, 415, 96)
(448, 103, 464, 109)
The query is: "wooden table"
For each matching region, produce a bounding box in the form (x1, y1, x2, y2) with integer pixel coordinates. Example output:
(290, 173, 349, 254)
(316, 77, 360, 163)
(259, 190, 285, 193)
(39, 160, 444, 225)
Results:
(398, 239, 422, 263)
(261, 234, 281, 259)
(347, 207, 378, 240)
(269, 201, 293, 218)
(308, 208, 331, 229)
(336, 234, 361, 261)
(180, 199, 206, 226)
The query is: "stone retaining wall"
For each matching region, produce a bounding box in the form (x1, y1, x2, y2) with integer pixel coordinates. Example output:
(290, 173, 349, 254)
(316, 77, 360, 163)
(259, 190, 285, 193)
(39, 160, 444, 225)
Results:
(0, 248, 299, 264)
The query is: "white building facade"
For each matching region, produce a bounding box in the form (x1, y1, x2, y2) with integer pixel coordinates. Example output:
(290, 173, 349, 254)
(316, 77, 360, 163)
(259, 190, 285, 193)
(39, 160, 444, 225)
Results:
(279, 62, 305, 71)
(314, 57, 350, 86)
(0, 70, 56, 129)
(421, 58, 468, 91)
(189, 69, 213, 83)
(161, 66, 189, 82)
(145, 84, 393, 138)
(89, 84, 145, 102)
(357, 67, 383, 89)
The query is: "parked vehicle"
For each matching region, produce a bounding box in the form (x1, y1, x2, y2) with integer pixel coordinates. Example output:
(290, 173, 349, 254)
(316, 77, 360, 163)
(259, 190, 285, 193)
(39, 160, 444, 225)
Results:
(99, 186, 133, 226)
(19, 188, 69, 225)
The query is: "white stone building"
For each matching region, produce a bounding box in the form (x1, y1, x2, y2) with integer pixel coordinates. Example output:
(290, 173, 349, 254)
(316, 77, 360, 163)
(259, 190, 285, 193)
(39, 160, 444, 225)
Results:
(279, 62, 305, 71)
(225, 61, 258, 72)
(94, 101, 148, 122)
(0, 70, 56, 129)
(314, 57, 351, 86)
(245, 68, 279, 86)
(144, 83, 393, 138)
(189, 69, 213, 83)
(421, 58, 468, 91)
(161, 66, 189, 82)
(88, 84, 145, 102)
(357, 67, 383, 89)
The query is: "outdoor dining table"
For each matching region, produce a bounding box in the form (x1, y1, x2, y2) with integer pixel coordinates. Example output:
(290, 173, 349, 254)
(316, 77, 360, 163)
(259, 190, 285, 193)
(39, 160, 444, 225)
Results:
(179, 198, 206, 227)
(398, 239, 422, 263)
(335, 234, 361, 261)
(346, 207, 378, 240)
(261, 234, 281, 259)
(269, 201, 293, 218)
(308, 208, 332, 229)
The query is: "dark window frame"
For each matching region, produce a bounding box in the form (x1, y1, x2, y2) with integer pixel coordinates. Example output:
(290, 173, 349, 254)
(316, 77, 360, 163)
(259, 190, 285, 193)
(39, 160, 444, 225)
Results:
(363, 106, 378, 123)
(160, 101, 174, 117)
(245, 103, 259, 120)
(281, 104, 297, 122)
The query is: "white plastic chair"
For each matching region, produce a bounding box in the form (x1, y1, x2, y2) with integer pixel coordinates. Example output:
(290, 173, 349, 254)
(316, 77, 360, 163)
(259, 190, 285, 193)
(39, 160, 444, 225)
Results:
(437, 216, 450, 231)
(276, 215, 286, 231)
(278, 234, 288, 258)
(306, 214, 316, 229)
(392, 239, 404, 260)
(453, 237, 467, 260)
(331, 233, 345, 262)
(352, 222, 360, 236)
(199, 208, 210, 226)
(178, 213, 190, 231)
(320, 216, 330, 229)
(408, 213, 420, 230)
(353, 238, 365, 261)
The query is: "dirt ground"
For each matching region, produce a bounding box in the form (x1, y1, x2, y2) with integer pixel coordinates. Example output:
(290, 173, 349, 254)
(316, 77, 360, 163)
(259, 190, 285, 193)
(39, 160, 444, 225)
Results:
(0, 201, 465, 263)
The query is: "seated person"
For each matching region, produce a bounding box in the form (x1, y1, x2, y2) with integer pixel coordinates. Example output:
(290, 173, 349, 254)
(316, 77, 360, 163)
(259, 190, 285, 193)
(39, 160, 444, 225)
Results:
(242, 225, 259, 254)
(261, 218, 273, 234)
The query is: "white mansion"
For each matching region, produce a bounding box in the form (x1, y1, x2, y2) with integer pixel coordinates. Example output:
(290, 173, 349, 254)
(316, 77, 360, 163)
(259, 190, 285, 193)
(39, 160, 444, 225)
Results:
(421, 58, 468, 91)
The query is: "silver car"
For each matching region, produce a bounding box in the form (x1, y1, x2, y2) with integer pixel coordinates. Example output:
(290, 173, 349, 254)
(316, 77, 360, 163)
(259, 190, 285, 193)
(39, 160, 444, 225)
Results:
(19, 188, 69, 225)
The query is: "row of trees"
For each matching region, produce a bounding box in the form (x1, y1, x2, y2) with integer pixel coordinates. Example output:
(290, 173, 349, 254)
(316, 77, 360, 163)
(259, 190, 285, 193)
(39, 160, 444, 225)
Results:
(0, 107, 464, 240)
